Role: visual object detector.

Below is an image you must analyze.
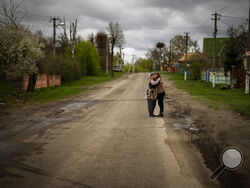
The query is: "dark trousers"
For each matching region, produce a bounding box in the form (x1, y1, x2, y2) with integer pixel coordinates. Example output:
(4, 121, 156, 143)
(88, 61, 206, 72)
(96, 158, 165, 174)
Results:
(157, 92, 165, 113)
(147, 99, 156, 115)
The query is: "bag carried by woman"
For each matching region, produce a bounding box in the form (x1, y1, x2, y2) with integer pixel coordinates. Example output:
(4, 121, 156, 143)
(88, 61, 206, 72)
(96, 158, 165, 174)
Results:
(146, 85, 158, 99)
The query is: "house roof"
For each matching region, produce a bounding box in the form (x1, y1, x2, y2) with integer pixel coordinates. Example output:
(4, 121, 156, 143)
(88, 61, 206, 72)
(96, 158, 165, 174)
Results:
(178, 53, 201, 62)
(170, 60, 177, 64)
(203, 38, 229, 58)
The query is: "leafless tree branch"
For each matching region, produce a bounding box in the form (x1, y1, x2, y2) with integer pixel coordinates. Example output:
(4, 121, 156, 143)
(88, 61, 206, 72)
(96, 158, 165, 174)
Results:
(0, 0, 26, 28)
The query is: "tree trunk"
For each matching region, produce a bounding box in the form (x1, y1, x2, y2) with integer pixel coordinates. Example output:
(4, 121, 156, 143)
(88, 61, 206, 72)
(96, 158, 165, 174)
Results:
(27, 74, 37, 92)
(111, 43, 114, 77)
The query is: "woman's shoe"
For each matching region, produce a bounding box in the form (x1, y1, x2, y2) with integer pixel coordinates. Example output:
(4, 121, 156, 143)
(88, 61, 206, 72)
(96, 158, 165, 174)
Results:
(157, 113, 163, 117)
(149, 114, 155, 117)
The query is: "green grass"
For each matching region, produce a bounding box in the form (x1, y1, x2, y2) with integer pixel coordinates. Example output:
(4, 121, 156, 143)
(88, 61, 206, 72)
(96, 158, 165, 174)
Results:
(31, 72, 125, 102)
(163, 72, 250, 117)
(0, 81, 25, 104)
(0, 72, 125, 104)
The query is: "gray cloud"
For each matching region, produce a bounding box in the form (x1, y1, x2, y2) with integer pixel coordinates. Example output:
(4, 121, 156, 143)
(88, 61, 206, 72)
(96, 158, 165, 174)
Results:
(22, 0, 249, 62)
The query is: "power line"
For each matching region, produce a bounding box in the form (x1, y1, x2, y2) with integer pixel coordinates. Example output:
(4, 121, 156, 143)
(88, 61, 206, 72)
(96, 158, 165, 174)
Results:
(220, 19, 231, 27)
(219, 0, 234, 13)
(19, 23, 51, 28)
(24, 12, 51, 18)
(221, 15, 248, 21)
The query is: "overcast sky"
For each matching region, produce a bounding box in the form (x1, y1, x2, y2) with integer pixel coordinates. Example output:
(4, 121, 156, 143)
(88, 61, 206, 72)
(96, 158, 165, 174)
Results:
(22, 0, 249, 63)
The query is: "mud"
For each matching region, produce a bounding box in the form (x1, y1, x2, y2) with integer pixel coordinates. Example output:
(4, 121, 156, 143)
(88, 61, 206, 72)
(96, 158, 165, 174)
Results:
(163, 76, 250, 188)
(0, 99, 99, 178)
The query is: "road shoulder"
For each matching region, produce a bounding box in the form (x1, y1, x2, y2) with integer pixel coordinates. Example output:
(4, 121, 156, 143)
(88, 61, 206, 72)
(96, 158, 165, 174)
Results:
(162, 74, 250, 187)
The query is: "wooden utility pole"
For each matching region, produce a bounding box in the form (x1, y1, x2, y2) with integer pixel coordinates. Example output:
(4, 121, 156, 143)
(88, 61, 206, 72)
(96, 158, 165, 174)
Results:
(211, 12, 220, 88)
(169, 39, 172, 65)
(246, 1, 250, 94)
(184, 32, 189, 80)
(51, 17, 60, 86)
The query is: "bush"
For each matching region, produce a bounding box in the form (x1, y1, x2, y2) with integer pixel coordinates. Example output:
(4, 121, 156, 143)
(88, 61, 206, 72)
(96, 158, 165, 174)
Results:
(75, 41, 100, 76)
(135, 58, 153, 72)
(190, 62, 203, 80)
(0, 26, 44, 79)
(56, 53, 82, 82)
(134, 65, 147, 72)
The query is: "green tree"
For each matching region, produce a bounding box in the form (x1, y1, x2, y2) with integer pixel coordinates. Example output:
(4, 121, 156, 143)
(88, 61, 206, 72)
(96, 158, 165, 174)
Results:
(223, 25, 246, 73)
(0, 26, 44, 80)
(170, 35, 200, 60)
(135, 58, 154, 72)
(56, 50, 81, 82)
(75, 41, 100, 76)
(190, 62, 203, 80)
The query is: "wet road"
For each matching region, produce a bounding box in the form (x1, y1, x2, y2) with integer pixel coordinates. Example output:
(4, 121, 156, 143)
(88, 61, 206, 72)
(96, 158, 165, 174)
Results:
(0, 73, 218, 188)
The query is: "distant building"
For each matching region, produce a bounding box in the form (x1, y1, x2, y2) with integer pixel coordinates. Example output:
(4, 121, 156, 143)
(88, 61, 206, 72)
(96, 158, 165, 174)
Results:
(178, 53, 202, 65)
(203, 37, 229, 68)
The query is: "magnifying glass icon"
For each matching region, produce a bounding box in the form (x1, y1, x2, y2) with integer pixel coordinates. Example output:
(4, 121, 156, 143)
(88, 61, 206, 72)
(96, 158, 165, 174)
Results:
(209, 147, 243, 181)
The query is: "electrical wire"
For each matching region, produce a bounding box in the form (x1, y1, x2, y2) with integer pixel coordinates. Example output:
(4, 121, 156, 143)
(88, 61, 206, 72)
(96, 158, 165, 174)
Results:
(220, 19, 231, 27)
(26, 13, 51, 18)
(221, 15, 248, 20)
(19, 23, 51, 28)
(218, 0, 234, 13)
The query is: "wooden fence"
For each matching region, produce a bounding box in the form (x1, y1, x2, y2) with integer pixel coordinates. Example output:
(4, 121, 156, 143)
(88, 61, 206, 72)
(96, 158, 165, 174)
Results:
(201, 71, 231, 84)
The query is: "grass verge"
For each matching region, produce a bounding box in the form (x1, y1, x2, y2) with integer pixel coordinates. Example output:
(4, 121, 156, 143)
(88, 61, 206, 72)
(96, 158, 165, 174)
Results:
(0, 72, 125, 104)
(0, 81, 25, 104)
(31, 72, 125, 102)
(163, 72, 250, 117)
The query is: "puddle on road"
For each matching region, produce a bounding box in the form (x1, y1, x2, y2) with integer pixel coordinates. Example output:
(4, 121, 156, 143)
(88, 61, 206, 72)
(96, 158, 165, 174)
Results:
(166, 96, 200, 133)
(172, 117, 199, 132)
(54, 101, 96, 115)
(0, 100, 98, 139)
(172, 121, 199, 133)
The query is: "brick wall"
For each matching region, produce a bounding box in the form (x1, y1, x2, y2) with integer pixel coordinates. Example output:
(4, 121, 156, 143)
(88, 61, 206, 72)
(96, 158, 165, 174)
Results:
(21, 74, 61, 91)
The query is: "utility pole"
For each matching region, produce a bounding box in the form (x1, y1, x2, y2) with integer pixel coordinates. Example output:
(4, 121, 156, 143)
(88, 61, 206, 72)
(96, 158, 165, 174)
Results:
(132, 55, 136, 73)
(119, 46, 122, 58)
(211, 12, 220, 88)
(246, 1, 250, 94)
(51, 17, 61, 87)
(128, 55, 136, 73)
(169, 39, 172, 67)
(184, 32, 190, 80)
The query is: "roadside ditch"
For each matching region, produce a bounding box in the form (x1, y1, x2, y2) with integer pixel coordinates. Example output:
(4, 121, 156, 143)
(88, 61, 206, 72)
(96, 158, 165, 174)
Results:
(164, 95, 249, 188)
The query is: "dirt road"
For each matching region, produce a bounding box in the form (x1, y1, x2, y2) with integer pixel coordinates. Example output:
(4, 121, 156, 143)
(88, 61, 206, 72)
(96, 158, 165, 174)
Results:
(0, 73, 218, 188)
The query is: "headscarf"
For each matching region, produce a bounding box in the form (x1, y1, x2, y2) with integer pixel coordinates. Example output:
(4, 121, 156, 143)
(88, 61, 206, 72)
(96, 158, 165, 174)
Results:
(149, 73, 155, 78)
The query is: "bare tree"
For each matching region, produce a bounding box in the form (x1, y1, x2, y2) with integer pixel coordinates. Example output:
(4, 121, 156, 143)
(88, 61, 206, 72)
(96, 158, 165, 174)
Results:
(88, 33, 95, 44)
(146, 42, 168, 70)
(59, 17, 69, 49)
(59, 18, 78, 60)
(0, 0, 25, 28)
(95, 31, 108, 71)
(69, 19, 78, 59)
(107, 22, 125, 77)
